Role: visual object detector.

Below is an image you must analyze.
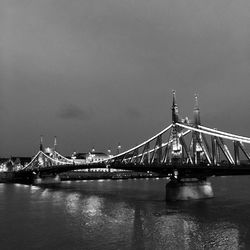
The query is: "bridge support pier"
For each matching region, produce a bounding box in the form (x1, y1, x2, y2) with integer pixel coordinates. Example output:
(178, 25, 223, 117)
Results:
(34, 174, 61, 185)
(165, 178, 214, 201)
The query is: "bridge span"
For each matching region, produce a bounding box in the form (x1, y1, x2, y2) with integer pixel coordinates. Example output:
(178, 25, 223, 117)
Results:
(15, 91, 250, 200)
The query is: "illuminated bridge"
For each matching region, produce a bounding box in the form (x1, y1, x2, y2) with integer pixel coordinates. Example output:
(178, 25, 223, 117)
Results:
(16, 91, 250, 200)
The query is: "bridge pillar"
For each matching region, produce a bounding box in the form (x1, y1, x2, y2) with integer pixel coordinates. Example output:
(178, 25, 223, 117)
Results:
(34, 174, 61, 185)
(165, 178, 214, 201)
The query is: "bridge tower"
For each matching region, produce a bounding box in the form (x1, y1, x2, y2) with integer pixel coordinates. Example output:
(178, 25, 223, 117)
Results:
(193, 94, 200, 126)
(170, 91, 183, 164)
(54, 136, 57, 152)
(191, 95, 212, 165)
(166, 93, 214, 201)
(40, 135, 44, 152)
(172, 90, 179, 124)
(192, 94, 203, 164)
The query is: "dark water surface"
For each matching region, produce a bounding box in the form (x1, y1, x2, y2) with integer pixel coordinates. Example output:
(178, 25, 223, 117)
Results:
(1, 177, 250, 250)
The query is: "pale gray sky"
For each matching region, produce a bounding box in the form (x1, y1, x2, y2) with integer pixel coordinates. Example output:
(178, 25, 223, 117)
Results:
(1, 0, 250, 156)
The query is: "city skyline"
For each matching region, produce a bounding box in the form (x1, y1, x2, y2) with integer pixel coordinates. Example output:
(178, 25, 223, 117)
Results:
(1, 0, 250, 157)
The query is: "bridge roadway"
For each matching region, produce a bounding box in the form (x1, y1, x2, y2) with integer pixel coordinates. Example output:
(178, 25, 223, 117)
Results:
(16, 163, 250, 181)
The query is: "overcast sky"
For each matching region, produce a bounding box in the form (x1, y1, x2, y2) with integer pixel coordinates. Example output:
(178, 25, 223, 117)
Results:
(1, 0, 250, 157)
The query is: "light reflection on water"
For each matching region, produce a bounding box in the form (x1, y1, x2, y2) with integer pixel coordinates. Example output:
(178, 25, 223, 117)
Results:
(0, 177, 250, 249)
(141, 213, 240, 250)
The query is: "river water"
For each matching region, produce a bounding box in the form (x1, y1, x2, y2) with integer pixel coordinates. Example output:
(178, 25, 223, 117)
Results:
(1, 176, 250, 249)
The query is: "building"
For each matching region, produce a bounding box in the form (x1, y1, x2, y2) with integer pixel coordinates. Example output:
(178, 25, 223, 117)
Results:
(0, 157, 31, 172)
(71, 151, 112, 172)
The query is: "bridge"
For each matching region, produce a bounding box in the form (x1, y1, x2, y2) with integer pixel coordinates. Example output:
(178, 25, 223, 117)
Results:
(15, 91, 250, 200)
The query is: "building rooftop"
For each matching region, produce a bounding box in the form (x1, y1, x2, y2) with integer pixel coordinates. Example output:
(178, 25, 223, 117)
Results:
(73, 152, 108, 159)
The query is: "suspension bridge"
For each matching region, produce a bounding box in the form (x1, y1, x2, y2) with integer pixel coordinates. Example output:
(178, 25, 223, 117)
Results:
(14, 91, 250, 200)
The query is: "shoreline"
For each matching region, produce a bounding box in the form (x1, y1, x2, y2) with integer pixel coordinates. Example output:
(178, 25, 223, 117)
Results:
(0, 171, 164, 184)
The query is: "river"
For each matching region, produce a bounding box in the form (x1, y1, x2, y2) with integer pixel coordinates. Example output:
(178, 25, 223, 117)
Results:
(1, 176, 250, 249)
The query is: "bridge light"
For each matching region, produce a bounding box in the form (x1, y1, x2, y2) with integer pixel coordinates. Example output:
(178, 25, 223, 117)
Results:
(117, 143, 122, 154)
(196, 145, 203, 152)
(108, 149, 112, 157)
(174, 170, 178, 179)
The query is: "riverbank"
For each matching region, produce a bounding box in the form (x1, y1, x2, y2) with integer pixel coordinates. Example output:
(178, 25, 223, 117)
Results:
(59, 171, 162, 181)
(0, 172, 15, 183)
(0, 171, 163, 183)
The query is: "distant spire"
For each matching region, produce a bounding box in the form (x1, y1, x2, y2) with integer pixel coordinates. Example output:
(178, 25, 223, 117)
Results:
(54, 136, 57, 152)
(194, 93, 199, 110)
(172, 90, 176, 106)
(172, 90, 179, 123)
(40, 135, 44, 151)
(193, 93, 201, 126)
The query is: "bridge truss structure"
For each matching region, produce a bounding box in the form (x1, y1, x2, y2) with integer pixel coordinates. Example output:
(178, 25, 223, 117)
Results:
(22, 136, 74, 171)
(104, 92, 250, 168)
(20, 91, 250, 179)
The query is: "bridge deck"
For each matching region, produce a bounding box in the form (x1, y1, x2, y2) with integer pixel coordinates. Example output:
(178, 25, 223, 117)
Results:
(18, 163, 250, 179)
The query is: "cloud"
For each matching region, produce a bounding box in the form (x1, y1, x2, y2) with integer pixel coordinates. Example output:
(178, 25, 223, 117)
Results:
(58, 104, 93, 121)
(2, 0, 250, 156)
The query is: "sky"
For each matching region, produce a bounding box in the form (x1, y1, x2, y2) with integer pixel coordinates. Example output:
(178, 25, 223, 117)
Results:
(1, 0, 250, 157)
